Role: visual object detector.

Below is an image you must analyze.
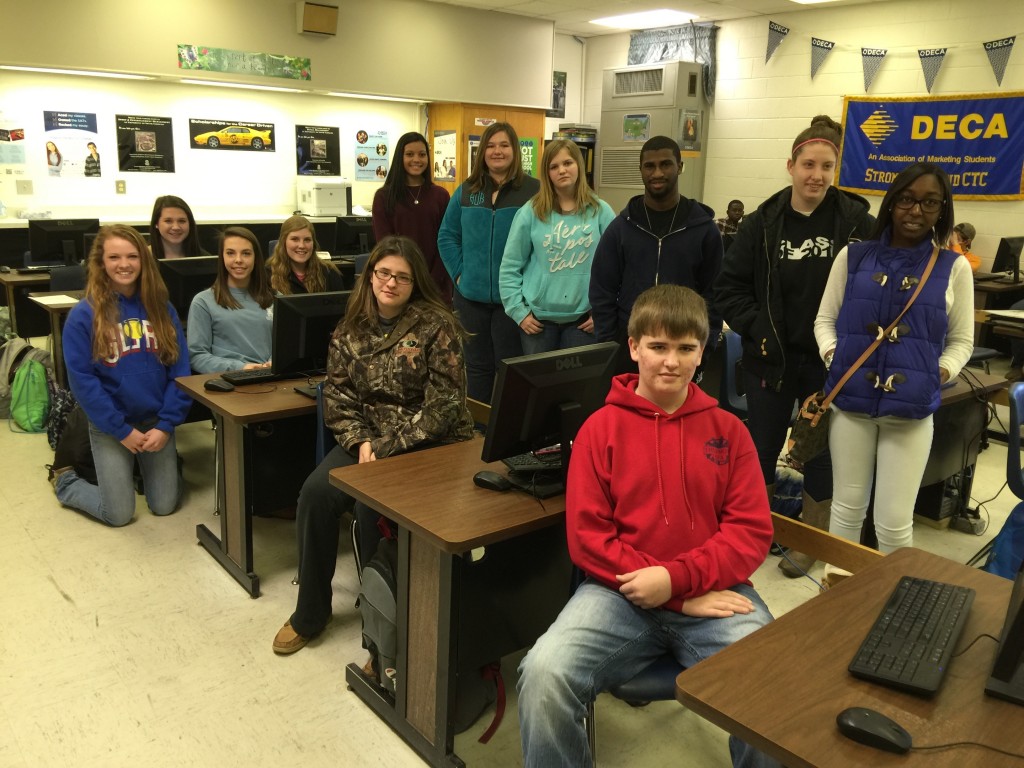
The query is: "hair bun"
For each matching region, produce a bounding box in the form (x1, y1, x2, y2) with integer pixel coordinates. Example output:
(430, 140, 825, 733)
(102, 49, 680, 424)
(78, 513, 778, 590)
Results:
(809, 115, 841, 133)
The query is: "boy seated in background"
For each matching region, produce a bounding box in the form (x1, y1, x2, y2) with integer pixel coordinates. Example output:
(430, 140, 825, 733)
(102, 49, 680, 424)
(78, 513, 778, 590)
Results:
(517, 284, 780, 768)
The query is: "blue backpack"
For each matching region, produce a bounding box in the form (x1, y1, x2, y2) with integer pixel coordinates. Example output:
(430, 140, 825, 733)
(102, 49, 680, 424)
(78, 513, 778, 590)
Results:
(983, 503, 1024, 580)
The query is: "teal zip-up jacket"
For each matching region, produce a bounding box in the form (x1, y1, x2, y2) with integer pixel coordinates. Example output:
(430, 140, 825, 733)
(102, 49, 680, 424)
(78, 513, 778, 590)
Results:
(437, 174, 540, 304)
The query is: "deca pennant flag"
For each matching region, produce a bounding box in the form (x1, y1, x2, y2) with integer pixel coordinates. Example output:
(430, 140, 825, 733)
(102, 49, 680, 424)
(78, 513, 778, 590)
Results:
(811, 38, 835, 79)
(861, 48, 888, 91)
(918, 48, 947, 93)
(984, 37, 1016, 86)
(766, 20, 789, 64)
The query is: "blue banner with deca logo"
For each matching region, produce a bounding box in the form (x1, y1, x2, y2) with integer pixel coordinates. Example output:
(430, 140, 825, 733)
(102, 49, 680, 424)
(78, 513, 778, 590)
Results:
(838, 93, 1024, 201)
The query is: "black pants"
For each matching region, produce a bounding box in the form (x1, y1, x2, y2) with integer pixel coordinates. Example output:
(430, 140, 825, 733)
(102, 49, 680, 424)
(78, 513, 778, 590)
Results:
(743, 352, 832, 502)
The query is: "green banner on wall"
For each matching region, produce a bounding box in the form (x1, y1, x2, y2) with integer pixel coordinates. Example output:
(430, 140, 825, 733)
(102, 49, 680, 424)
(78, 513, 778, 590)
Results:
(520, 138, 538, 177)
(177, 44, 311, 81)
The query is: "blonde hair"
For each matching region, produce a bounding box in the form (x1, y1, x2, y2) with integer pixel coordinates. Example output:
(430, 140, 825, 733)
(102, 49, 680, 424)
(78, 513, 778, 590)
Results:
(267, 215, 340, 294)
(531, 139, 599, 222)
(84, 225, 180, 365)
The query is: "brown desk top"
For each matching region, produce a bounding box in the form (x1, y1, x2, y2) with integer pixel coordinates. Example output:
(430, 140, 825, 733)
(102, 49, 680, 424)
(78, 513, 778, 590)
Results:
(974, 280, 1024, 293)
(175, 372, 318, 423)
(28, 290, 84, 310)
(0, 270, 50, 286)
(676, 548, 1021, 767)
(329, 438, 565, 554)
(941, 368, 1007, 405)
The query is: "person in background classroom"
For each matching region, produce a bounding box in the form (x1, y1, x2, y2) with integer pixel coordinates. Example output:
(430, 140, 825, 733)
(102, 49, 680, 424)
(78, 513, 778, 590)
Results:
(149, 195, 205, 260)
(266, 214, 345, 295)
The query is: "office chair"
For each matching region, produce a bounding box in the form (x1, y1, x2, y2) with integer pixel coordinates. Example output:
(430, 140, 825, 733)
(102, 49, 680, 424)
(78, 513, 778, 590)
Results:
(967, 346, 1000, 374)
(718, 329, 747, 419)
(268, 239, 278, 257)
(293, 381, 361, 585)
(48, 265, 86, 291)
(354, 252, 370, 278)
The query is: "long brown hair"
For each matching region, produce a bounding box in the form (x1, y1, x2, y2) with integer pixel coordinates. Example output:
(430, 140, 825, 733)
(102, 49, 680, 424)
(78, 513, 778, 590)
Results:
(213, 226, 274, 309)
(343, 235, 463, 336)
(267, 215, 340, 294)
(531, 139, 599, 222)
(149, 195, 203, 259)
(465, 122, 526, 195)
(84, 225, 180, 365)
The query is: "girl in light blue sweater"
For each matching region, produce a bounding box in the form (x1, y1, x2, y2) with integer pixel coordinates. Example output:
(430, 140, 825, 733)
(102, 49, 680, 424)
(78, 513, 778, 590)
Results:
(500, 139, 614, 354)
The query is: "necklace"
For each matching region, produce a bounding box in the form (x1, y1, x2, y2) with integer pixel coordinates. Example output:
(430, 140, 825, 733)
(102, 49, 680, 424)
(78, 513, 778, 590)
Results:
(644, 198, 682, 240)
(408, 185, 423, 205)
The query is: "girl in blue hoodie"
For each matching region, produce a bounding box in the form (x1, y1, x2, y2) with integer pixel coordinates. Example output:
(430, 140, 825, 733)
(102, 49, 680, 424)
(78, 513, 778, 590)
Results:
(53, 225, 192, 526)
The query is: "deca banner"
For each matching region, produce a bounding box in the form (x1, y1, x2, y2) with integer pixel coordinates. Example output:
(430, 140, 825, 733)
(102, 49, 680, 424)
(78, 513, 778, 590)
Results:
(838, 93, 1024, 200)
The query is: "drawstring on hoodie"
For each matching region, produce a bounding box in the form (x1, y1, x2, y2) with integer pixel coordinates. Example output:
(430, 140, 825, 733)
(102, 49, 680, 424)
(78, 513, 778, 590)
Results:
(653, 413, 695, 530)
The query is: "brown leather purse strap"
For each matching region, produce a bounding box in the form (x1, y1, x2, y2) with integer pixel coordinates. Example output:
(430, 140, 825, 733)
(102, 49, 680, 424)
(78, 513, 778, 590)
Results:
(819, 245, 940, 413)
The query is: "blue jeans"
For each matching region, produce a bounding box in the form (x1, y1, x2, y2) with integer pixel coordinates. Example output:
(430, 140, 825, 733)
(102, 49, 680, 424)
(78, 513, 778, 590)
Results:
(518, 580, 780, 768)
(520, 318, 595, 355)
(54, 423, 182, 527)
(453, 289, 522, 403)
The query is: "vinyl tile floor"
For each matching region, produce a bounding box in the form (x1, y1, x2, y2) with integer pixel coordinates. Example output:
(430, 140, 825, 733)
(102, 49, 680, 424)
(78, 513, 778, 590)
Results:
(0, 367, 1017, 768)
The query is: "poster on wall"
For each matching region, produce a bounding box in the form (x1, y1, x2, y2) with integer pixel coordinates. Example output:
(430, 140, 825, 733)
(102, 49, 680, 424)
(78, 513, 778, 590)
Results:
(354, 129, 388, 180)
(622, 114, 650, 142)
(433, 130, 456, 181)
(520, 138, 538, 177)
(468, 135, 480, 173)
(0, 125, 27, 165)
(177, 44, 311, 81)
(546, 71, 567, 119)
(42, 111, 102, 178)
(296, 125, 340, 176)
(189, 119, 275, 152)
(116, 115, 175, 173)
(680, 109, 702, 155)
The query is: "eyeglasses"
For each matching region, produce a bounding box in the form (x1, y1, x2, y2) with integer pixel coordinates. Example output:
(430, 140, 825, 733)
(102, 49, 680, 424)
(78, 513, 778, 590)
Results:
(372, 268, 413, 286)
(893, 194, 944, 213)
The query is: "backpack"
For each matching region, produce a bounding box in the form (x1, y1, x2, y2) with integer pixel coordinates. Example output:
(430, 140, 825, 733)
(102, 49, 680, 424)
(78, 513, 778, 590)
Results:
(983, 502, 1024, 580)
(46, 379, 78, 450)
(52, 404, 97, 484)
(10, 358, 50, 432)
(0, 338, 53, 419)
(356, 536, 503, 741)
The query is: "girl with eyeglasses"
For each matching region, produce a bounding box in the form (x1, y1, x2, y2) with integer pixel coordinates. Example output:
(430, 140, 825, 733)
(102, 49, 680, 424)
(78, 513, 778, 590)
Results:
(714, 116, 874, 578)
(273, 235, 474, 656)
(814, 163, 973, 583)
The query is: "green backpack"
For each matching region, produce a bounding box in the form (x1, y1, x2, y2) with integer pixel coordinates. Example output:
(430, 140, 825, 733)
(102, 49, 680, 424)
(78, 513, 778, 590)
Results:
(10, 358, 50, 433)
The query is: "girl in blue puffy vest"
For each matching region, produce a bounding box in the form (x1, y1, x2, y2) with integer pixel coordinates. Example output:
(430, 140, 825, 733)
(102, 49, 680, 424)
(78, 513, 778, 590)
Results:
(814, 163, 973, 575)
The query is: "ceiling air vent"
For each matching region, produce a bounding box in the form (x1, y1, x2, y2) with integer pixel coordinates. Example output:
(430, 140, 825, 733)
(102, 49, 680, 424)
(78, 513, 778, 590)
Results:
(600, 147, 643, 186)
(614, 68, 664, 97)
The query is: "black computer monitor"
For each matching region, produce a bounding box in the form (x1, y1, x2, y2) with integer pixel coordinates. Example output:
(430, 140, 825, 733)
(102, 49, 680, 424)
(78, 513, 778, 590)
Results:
(481, 342, 619, 497)
(336, 215, 375, 255)
(28, 218, 100, 267)
(157, 256, 219, 322)
(271, 291, 351, 377)
(985, 560, 1024, 706)
(991, 236, 1024, 282)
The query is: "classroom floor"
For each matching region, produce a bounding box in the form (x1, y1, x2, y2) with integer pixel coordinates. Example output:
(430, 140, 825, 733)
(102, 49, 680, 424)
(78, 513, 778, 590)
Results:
(0, 356, 1017, 768)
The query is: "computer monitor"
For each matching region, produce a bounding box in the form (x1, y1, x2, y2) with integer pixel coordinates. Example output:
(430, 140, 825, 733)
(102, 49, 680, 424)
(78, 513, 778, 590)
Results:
(28, 218, 100, 267)
(336, 215, 375, 255)
(271, 291, 351, 377)
(481, 342, 619, 497)
(991, 236, 1024, 282)
(985, 560, 1024, 706)
(157, 256, 219, 323)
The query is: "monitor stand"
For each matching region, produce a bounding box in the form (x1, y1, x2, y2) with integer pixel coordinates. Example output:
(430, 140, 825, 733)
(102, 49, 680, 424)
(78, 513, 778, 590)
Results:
(503, 401, 586, 500)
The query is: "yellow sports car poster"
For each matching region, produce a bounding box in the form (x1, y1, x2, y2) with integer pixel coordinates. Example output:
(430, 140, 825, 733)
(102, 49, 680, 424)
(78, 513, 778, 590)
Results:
(189, 119, 276, 152)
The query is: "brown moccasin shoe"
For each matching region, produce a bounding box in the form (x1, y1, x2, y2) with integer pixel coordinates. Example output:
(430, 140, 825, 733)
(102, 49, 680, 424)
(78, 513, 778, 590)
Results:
(273, 620, 309, 654)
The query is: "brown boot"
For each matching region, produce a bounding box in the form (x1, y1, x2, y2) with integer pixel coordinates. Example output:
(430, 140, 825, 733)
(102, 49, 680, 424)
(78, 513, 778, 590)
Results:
(778, 491, 831, 578)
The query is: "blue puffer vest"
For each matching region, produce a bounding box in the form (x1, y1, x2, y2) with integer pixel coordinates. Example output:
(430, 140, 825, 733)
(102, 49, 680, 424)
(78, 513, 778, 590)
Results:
(826, 232, 957, 419)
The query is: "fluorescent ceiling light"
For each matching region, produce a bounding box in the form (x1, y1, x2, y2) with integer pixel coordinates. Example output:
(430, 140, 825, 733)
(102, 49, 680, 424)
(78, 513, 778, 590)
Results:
(180, 79, 303, 93)
(0, 65, 151, 80)
(788, 0, 841, 4)
(590, 9, 696, 29)
(327, 91, 423, 103)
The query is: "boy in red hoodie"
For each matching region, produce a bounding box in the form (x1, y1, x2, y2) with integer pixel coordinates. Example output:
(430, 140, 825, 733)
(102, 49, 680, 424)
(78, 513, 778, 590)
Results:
(517, 284, 779, 768)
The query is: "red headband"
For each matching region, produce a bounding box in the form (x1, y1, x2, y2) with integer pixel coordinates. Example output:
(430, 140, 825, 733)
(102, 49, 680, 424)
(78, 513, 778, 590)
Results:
(792, 138, 839, 157)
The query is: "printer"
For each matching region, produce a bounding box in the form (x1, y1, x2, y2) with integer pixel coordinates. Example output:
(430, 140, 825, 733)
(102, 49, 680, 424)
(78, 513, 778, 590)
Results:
(296, 179, 351, 217)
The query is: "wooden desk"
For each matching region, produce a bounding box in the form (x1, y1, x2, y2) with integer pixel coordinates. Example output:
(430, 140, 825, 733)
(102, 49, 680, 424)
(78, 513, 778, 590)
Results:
(28, 290, 82, 387)
(0, 270, 50, 337)
(676, 548, 1022, 767)
(330, 439, 572, 767)
(974, 280, 1024, 346)
(176, 373, 317, 597)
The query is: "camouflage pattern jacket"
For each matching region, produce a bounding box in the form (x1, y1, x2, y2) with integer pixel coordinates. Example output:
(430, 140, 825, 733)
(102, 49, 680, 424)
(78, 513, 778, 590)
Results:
(324, 300, 473, 458)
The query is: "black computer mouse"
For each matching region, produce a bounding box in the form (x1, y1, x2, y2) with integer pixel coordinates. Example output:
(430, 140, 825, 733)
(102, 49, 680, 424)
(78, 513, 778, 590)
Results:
(204, 377, 235, 392)
(473, 470, 512, 492)
(836, 706, 912, 754)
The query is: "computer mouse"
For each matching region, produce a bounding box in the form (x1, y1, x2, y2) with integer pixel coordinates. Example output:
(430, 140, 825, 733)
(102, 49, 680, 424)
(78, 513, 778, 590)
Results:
(0, 265, 10, 273)
(473, 470, 512, 492)
(204, 377, 235, 392)
(836, 707, 912, 754)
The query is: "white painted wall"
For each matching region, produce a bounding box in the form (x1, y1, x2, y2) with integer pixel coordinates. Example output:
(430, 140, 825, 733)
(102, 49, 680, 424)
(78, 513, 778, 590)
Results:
(580, 0, 1024, 238)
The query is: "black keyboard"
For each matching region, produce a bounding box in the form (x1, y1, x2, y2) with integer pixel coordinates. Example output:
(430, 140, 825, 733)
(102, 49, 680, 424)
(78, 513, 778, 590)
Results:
(849, 576, 975, 696)
(220, 368, 284, 385)
(502, 451, 562, 473)
(16, 265, 54, 274)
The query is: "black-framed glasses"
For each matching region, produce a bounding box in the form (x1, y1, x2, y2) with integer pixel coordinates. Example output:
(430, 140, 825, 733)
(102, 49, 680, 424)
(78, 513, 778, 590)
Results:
(372, 268, 413, 286)
(893, 194, 944, 213)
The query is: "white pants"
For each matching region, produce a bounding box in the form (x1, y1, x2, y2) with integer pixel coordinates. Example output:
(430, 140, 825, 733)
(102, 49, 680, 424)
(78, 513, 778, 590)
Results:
(828, 405, 934, 553)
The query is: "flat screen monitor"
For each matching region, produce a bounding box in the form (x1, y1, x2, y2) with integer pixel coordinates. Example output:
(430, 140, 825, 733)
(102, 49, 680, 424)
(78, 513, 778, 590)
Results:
(157, 256, 219, 323)
(991, 236, 1024, 282)
(336, 215, 375, 255)
(985, 560, 1024, 706)
(271, 291, 351, 377)
(312, 220, 336, 254)
(481, 342, 619, 497)
(28, 218, 100, 267)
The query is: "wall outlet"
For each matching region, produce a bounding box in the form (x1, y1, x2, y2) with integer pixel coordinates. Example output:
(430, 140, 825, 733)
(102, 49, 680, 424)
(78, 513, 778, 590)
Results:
(15, 179, 32, 195)
(115, 180, 126, 194)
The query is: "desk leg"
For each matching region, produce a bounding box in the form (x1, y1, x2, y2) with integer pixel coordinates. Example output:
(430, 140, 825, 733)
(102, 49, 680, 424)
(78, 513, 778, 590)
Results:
(195, 413, 259, 597)
(51, 311, 67, 389)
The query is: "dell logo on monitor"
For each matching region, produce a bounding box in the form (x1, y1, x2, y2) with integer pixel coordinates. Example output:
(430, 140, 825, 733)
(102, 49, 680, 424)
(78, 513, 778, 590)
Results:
(555, 356, 583, 371)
